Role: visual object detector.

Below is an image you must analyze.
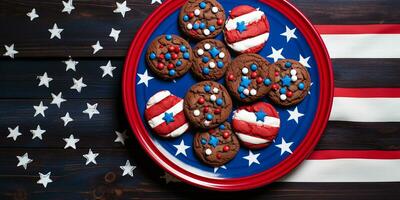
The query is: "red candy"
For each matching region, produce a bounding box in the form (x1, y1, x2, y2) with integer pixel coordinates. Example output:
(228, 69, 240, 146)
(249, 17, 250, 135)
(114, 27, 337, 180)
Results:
(158, 54, 164, 59)
(216, 153, 222, 159)
(198, 97, 205, 104)
(251, 71, 258, 79)
(222, 131, 230, 139)
(223, 145, 230, 152)
(168, 46, 175, 52)
(189, 13, 194, 18)
(171, 53, 178, 60)
(217, 19, 223, 25)
(214, 108, 221, 114)
(287, 91, 293, 97)
(159, 45, 164, 48)
(272, 83, 279, 90)
(275, 71, 279, 76)
(203, 106, 209, 113)
(157, 63, 164, 69)
(174, 46, 180, 53)
(167, 63, 174, 70)
(227, 74, 234, 81)
(209, 129, 215, 134)
(256, 77, 263, 84)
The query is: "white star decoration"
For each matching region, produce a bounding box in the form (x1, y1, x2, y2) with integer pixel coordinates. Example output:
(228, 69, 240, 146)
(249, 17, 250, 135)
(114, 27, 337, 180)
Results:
(51, 92, 66, 108)
(17, 153, 33, 170)
(267, 47, 285, 62)
(100, 60, 116, 78)
(213, 165, 227, 173)
(7, 126, 22, 141)
(27, 8, 39, 21)
(243, 150, 260, 166)
(62, 0, 75, 14)
(83, 149, 99, 165)
(83, 103, 100, 119)
(137, 70, 154, 87)
(299, 54, 311, 68)
(114, 1, 131, 18)
(173, 140, 190, 157)
(280, 26, 297, 42)
(3, 44, 19, 58)
(114, 130, 128, 145)
(151, 0, 163, 4)
(63, 134, 79, 149)
(160, 172, 181, 184)
(63, 56, 79, 71)
(37, 172, 53, 188)
(287, 107, 304, 124)
(37, 72, 53, 88)
(61, 112, 73, 126)
(120, 160, 136, 177)
(308, 82, 313, 95)
(275, 138, 294, 156)
(70, 77, 87, 93)
(48, 23, 63, 39)
(30, 125, 46, 140)
(33, 101, 48, 117)
(92, 41, 103, 54)
(109, 28, 121, 42)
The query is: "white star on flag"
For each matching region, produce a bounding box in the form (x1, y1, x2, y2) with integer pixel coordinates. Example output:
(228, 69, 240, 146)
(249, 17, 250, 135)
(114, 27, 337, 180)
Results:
(151, 0, 163, 4)
(33, 101, 48, 117)
(299, 54, 311, 68)
(83, 103, 100, 119)
(7, 126, 22, 141)
(120, 160, 136, 177)
(3, 44, 19, 58)
(61, 112, 73, 126)
(16, 153, 33, 170)
(267, 47, 285, 62)
(173, 140, 190, 157)
(70, 77, 87, 93)
(62, 0, 75, 14)
(92, 41, 103, 54)
(48, 23, 63, 39)
(37, 172, 53, 188)
(114, 1, 131, 18)
(114, 130, 128, 145)
(100, 60, 116, 78)
(287, 107, 304, 124)
(51, 92, 66, 108)
(37, 72, 53, 88)
(83, 149, 99, 165)
(137, 70, 154, 87)
(243, 150, 260, 166)
(280, 26, 297, 42)
(63, 134, 79, 149)
(63, 56, 79, 71)
(275, 138, 294, 156)
(109, 28, 121, 42)
(30, 125, 46, 140)
(27, 8, 39, 21)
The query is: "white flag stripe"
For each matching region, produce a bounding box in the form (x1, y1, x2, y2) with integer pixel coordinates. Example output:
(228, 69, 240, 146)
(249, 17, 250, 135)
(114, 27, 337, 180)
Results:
(281, 159, 400, 182)
(329, 97, 400, 122)
(322, 34, 400, 58)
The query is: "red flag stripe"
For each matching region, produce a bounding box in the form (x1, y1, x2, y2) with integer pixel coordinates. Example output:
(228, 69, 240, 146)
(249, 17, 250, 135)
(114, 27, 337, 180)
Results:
(334, 88, 400, 98)
(316, 24, 400, 34)
(308, 150, 400, 160)
(152, 112, 187, 136)
(225, 16, 269, 44)
(144, 95, 181, 120)
(232, 119, 279, 140)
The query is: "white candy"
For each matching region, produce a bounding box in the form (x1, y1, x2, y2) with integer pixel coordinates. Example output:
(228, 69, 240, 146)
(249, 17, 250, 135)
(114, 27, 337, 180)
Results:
(197, 49, 204, 56)
(193, 109, 200, 117)
(204, 43, 211, 50)
(203, 29, 210, 36)
(280, 94, 287, 100)
(211, 7, 219, 13)
(213, 87, 219, 94)
(204, 120, 210, 126)
(290, 69, 297, 76)
(205, 148, 212, 155)
(194, 9, 200, 16)
(243, 89, 250, 95)
(219, 52, 225, 59)
(250, 89, 257, 96)
(210, 94, 217, 101)
(242, 67, 249, 75)
(187, 23, 193, 30)
(209, 62, 216, 69)
(291, 75, 298, 82)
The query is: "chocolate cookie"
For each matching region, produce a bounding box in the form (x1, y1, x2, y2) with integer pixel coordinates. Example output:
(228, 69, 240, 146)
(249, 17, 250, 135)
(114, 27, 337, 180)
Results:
(193, 122, 240, 167)
(268, 59, 311, 106)
(184, 81, 232, 129)
(146, 35, 192, 80)
(225, 54, 273, 103)
(179, 0, 226, 40)
(191, 39, 231, 80)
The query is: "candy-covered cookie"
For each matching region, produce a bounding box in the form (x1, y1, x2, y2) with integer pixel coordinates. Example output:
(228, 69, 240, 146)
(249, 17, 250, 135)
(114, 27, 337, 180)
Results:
(225, 54, 273, 103)
(268, 59, 311, 106)
(184, 81, 232, 129)
(232, 102, 280, 149)
(191, 39, 231, 80)
(146, 35, 192, 80)
(193, 122, 240, 167)
(179, 0, 226, 40)
(223, 5, 270, 53)
(144, 90, 189, 138)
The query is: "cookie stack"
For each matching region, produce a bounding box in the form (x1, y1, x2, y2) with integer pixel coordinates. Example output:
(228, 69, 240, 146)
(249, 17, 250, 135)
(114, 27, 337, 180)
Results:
(144, 0, 311, 167)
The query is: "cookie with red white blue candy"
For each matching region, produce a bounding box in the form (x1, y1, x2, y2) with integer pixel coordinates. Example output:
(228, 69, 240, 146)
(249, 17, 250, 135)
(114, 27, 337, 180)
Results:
(144, 90, 189, 138)
(268, 59, 311, 107)
(179, 0, 226, 40)
(193, 122, 240, 167)
(225, 53, 273, 103)
(184, 81, 232, 129)
(191, 39, 231, 80)
(232, 102, 280, 149)
(223, 5, 270, 53)
(146, 35, 192, 80)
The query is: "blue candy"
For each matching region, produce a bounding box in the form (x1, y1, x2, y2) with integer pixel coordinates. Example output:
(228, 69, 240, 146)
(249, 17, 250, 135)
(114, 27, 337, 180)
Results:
(264, 78, 271, 86)
(285, 62, 292, 68)
(193, 23, 199, 30)
(169, 69, 176, 76)
(216, 98, 223, 106)
(280, 88, 287, 94)
(180, 45, 186, 52)
(199, 2, 206, 9)
(250, 64, 257, 71)
(183, 15, 189, 22)
(202, 67, 210, 74)
(165, 35, 172, 40)
(183, 52, 190, 59)
(149, 52, 156, 60)
(201, 138, 207, 145)
(206, 113, 213, 120)
(204, 84, 211, 92)
(209, 25, 216, 32)
(199, 23, 206, 29)
(217, 61, 224, 68)
(219, 124, 225, 130)
(202, 57, 209, 63)
(238, 86, 245, 93)
(298, 82, 305, 90)
(165, 53, 171, 60)
(176, 60, 182, 66)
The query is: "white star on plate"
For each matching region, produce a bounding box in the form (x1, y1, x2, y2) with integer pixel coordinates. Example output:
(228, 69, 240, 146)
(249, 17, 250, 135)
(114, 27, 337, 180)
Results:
(3, 44, 19, 58)
(62, 0, 75, 14)
(114, 130, 128, 145)
(137, 70, 154, 87)
(63, 134, 79, 149)
(275, 138, 294, 156)
(70, 77, 87, 93)
(151, 0, 163, 4)
(213, 165, 227, 173)
(17, 153, 33, 170)
(280, 26, 297, 42)
(100, 60, 116, 78)
(63, 56, 79, 71)
(61, 112, 73, 126)
(33, 101, 48, 117)
(48, 23, 63, 39)
(308, 82, 313, 95)
(91, 41, 103, 54)
(30, 125, 46, 140)
(287, 107, 304, 124)
(114, 1, 131, 18)
(83, 103, 100, 119)
(160, 172, 181, 184)
(109, 28, 121, 42)
(267, 47, 285, 62)
(51, 92, 66, 108)
(83, 149, 99, 165)
(7, 126, 22, 141)
(27, 8, 39, 21)
(173, 140, 190, 157)
(299, 54, 311, 68)
(37, 172, 52, 188)
(243, 150, 260, 166)
(120, 160, 136, 177)
(37, 72, 53, 88)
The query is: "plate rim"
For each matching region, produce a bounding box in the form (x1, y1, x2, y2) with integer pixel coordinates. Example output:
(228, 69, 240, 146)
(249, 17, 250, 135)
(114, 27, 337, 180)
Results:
(122, 0, 334, 191)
